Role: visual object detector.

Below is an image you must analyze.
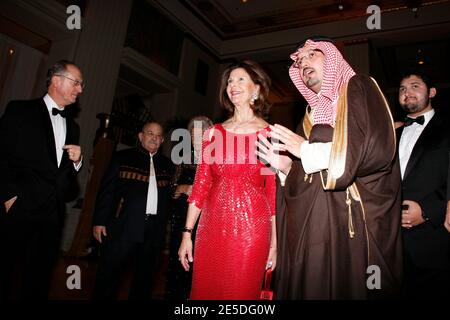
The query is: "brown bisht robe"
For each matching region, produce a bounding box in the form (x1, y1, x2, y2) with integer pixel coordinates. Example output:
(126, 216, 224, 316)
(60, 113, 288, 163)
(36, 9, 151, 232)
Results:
(274, 74, 402, 299)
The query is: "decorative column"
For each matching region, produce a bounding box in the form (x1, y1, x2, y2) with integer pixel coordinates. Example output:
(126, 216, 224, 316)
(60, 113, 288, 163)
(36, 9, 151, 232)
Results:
(62, 0, 134, 254)
(73, 0, 133, 191)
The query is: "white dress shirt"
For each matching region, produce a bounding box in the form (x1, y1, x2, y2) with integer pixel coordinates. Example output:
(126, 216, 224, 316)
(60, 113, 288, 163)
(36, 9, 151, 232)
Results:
(44, 94, 67, 167)
(43, 94, 82, 170)
(298, 94, 339, 174)
(399, 109, 435, 179)
(278, 95, 339, 184)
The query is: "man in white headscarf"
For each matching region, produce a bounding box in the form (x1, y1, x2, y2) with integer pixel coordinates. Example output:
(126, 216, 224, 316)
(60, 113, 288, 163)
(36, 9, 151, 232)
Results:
(257, 37, 402, 299)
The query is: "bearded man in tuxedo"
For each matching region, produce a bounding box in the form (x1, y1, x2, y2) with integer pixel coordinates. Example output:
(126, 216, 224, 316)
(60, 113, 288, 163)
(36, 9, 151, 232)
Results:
(397, 70, 450, 299)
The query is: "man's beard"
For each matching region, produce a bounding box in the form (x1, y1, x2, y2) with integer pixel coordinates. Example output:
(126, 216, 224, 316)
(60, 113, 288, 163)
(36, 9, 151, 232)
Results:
(306, 77, 320, 89)
(401, 96, 429, 114)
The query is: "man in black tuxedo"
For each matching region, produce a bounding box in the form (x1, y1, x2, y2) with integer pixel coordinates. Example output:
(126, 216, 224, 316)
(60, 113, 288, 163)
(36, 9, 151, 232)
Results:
(0, 60, 83, 299)
(92, 121, 174, 300)
(397, 70, 450, 299)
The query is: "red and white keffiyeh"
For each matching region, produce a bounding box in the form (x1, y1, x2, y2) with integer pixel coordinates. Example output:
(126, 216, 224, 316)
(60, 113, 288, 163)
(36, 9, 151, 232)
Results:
(289, 39, 355, 126)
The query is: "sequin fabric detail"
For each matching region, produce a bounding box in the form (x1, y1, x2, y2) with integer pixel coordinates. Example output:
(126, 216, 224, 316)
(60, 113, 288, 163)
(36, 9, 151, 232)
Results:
(187, 124, 276, 300)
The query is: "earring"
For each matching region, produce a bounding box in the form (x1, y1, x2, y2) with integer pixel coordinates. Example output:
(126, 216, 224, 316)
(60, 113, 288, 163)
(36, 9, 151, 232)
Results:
(251, 92, 259, 104)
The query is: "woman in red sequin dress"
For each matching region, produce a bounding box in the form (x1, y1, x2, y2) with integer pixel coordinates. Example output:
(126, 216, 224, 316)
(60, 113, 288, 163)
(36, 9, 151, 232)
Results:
(178, 60, 277, 300)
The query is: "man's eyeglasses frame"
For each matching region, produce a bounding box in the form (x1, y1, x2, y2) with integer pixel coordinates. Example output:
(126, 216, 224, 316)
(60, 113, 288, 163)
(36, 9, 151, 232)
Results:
(55, 74, 85, 89)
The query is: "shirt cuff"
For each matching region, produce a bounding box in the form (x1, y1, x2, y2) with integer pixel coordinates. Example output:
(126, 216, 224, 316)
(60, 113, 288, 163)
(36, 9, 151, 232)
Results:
(73, 156, 83, 171)
(277, 170, 287, 187)
(299, 141, 332, 174)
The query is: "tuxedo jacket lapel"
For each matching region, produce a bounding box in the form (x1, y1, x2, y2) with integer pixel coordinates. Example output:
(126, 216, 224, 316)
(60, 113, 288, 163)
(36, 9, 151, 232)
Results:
(65, 118, 77, 145)
(38, 99, 58, 167)
(60, 117, 77, 168)
(403, 116, 439, 180)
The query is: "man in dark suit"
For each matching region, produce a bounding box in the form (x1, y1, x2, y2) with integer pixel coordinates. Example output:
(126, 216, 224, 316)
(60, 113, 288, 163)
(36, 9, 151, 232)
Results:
(92, 121, 174, 300)
(0, 60, 84, 299)
(397, 70, 450, 299)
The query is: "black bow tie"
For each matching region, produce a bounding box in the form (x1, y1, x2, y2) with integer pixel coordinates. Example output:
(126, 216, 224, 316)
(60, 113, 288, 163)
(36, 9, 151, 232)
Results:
(404, 115, 425, 127)
(52, 107, 67, 118)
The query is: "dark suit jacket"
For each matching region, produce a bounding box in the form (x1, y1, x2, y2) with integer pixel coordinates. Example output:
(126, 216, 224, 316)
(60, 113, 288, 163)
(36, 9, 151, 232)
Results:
(0, 98, 80, 219)
(93, 147, 174, 245)
(397, 111, 450, 269)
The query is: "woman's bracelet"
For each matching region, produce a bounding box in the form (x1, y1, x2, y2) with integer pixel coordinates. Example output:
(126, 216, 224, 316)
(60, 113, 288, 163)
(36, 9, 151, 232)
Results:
(182, 227, 193, 233)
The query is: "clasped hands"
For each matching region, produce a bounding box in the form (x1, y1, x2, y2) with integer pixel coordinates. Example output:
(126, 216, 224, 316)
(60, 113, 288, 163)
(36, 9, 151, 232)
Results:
(401, 200, 426, 229)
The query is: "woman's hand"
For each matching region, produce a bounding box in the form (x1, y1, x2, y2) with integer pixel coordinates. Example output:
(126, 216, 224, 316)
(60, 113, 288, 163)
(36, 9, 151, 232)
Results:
(266, 245, 277, 271)
(178, 235, 194, 271)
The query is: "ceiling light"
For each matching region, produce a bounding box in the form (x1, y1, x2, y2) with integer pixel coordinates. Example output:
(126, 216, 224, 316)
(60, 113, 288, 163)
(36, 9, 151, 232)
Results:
(417, 49, 424, 65)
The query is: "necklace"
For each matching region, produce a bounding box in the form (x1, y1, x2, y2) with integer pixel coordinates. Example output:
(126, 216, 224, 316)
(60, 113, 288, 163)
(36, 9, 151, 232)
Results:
(232, 115, 256, 125)
(228, 115, 257, 132)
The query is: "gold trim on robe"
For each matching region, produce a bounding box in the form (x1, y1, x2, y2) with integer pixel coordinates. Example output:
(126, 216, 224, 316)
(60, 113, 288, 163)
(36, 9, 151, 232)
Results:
(303, 82, 368, 242)
(324, 83, 349, 190)
(369, 77, 397, 162)
(302, 106, 313, 140)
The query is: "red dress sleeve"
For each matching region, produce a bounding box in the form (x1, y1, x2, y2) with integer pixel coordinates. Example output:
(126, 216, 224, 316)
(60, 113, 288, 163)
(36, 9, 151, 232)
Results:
(188, 128, 214, 209)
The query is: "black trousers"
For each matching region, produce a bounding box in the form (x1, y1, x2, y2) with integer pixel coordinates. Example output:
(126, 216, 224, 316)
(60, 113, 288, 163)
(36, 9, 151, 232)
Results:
(93, 218, 163, 300)
(0, 199, 61, 300)
(403, 252, 450, 299)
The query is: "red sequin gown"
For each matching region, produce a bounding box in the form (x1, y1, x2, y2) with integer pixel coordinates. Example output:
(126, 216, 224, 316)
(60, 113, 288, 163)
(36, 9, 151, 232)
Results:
(188, 124, 276, 300)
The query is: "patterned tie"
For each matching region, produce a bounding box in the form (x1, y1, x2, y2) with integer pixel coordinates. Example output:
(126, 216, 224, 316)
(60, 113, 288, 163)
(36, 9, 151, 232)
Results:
(404, 115, 425, 127)
(146, 155, 158, 215)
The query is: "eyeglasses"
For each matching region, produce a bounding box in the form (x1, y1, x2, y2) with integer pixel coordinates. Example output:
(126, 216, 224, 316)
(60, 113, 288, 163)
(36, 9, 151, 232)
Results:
(55, 74, 85, 89)
(291, 49, 321, 69)
(142, 131, 163, 140)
